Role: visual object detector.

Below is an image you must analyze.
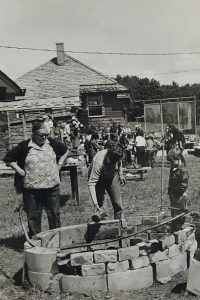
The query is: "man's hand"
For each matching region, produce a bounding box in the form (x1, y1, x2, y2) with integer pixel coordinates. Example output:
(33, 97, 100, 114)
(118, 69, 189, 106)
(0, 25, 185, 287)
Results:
(94, 204, 102, 213)
(119, 174, 126, 185)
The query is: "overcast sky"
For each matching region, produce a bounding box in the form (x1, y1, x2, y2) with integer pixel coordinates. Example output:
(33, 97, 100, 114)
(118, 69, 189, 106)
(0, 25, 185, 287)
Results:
(1, 0, 200, 86)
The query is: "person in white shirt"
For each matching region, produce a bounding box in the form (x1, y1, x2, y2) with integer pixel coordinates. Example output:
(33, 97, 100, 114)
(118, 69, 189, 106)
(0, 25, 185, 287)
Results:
(135, 131, 146, 167)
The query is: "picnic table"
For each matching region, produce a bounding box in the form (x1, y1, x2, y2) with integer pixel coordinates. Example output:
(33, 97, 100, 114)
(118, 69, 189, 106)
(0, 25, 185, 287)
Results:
(61, 163, 80, 205)
(123, 166, 151, 180)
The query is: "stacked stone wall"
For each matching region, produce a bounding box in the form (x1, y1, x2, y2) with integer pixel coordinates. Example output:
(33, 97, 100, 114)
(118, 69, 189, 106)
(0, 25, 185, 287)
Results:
(24, 218, 197, 294)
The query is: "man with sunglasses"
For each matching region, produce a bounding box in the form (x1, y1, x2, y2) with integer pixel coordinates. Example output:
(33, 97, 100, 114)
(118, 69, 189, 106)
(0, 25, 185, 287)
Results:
(3, 120, 69, 237)
(88, 141, 126, 222)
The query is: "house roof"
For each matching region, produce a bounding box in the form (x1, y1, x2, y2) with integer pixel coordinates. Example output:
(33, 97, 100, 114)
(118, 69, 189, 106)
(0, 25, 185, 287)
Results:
(0, 70, 25, 95)
(16, 53, 128, 100)
(80, 83, 128, 94)
(0, 96, 80, 112)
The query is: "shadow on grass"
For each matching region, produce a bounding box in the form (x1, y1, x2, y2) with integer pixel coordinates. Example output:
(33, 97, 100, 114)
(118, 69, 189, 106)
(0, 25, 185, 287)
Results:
(60, 193, 71, 207)
(13, 268, 23, 286)
(0, 234, 26, 251)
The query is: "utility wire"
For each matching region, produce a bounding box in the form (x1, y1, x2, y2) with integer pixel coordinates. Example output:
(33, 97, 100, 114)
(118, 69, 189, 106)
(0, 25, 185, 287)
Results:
(136, 68, 200, 77)
(1, 44, 200, 76)
(1, 44, 200, 56)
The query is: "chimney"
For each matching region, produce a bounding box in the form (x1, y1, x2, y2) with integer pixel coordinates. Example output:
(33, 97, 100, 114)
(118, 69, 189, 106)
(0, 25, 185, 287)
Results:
(56, 42, 65, 66)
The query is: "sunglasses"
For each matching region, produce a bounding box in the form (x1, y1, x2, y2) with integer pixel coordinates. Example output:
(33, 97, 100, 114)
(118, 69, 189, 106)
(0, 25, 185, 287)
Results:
(36, 133, 49, 138)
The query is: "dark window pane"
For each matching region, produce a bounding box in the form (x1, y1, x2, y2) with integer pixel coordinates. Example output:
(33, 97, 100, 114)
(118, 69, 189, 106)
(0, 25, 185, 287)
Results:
(88, 106, 103, 116)
(0, 87, 6, 100)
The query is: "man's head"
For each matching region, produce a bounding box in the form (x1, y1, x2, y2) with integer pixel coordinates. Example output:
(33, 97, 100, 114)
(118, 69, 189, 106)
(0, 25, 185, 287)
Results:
(106, 141, 124, 164)
(32, 121, 49, 147)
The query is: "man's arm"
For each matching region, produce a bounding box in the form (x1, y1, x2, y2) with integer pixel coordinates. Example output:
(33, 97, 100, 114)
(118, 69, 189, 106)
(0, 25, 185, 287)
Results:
(88, 162, 102, 210)
(118, 160, 126, 185)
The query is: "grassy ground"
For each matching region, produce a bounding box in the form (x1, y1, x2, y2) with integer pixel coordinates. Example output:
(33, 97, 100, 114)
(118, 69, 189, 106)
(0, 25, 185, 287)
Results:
(0, 153, 199, 299)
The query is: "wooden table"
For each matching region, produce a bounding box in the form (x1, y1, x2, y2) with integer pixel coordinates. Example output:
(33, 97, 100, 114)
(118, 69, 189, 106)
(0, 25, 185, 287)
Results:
(123, 166, 151, 181)
(61, 164, 80, 205)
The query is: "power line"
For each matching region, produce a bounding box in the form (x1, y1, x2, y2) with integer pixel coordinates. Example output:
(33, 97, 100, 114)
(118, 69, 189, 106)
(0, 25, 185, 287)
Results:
(136, 68, 200, 76)
(1, 44, 200, 76)
(1, 44, 200, 56)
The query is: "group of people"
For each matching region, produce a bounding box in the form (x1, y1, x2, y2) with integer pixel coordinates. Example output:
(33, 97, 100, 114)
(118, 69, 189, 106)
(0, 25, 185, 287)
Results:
(42, 113, 84, 148)
(84, 125, 157, 169)
(3, 117, 189, 238)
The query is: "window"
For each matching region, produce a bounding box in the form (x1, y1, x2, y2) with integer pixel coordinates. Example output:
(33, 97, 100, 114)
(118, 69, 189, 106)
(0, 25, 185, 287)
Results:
(88, 94, 104, 117)
(0, 87, 6, 100)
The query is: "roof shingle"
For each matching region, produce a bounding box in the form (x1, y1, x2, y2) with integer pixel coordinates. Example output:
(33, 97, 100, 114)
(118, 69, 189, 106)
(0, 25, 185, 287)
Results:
(16, 54, 128, 100)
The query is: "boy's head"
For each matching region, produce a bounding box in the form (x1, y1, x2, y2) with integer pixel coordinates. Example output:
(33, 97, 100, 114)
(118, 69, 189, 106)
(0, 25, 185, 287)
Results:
(167, 149, 182, 167)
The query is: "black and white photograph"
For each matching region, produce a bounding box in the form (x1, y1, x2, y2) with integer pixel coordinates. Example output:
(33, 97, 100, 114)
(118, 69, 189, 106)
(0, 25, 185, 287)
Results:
(0, 0, 200, 299)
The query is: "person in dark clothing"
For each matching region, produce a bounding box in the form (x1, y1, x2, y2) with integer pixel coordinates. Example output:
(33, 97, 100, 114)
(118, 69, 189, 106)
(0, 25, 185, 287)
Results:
(87, 132, 99, 163)
(167, 148, 189, 232)
(169, 125, 186, 150)
(162, 125, 173, 156)
(3, 121, 69, 237)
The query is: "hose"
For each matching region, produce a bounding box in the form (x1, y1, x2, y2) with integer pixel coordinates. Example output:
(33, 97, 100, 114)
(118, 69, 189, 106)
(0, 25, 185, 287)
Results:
(18, 204, 189, 250)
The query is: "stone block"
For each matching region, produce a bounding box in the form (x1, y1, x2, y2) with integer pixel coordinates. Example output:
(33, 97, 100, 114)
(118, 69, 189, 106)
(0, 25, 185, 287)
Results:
(135, 232, 148, 241)
(70, 252, 93, 266)
(107, 266, 153, 291)
(40, 231, 59, 248)
(171, 252, 187, 274)
(187, 258, 200, 296)
(28, 271, 60, 292)
(127, 216, 143, 226)
(118, 245, 139, 261)
(107, 260, 129, 274)
(130, 238, 143, 246)
(149, 249, 169, 263)
(94, 250, 117, 263)
(159, 234, 175, 250)
(143, 216, 159, 226)
(88, 239, 120, 251)
(25, 247, 58, 274)
(124, 225, 137, 236)
(155, 259, 173, 283)
(56, 246, 88, 258)
(59, 224, 88, 248)
(85, 220, 121, 243)
(119, 237, 131, 248)
(174, 230, 187, 244)
(149, 233, 168, 241)
(61, 274, 107, 293)
(130, 256, 150, 269)
(81, 263, 106, 276)
(168, 243, 184, 258)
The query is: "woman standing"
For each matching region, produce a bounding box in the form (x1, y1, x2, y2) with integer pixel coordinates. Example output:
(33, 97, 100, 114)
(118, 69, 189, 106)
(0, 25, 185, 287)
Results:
(3, 121, 69, 237)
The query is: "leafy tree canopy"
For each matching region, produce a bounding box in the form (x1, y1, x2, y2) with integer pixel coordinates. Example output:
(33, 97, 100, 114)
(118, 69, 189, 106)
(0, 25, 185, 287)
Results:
(115, 75, 200, 120)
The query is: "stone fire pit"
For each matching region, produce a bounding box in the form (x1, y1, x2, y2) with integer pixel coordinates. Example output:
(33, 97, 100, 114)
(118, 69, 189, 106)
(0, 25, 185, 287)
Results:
(24, 217, 197, 294)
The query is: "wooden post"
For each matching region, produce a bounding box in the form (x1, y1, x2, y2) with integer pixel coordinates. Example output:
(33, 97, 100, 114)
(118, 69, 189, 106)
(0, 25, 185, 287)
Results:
(144, 105, 147, 132)
(160, 101, 164, 211)
(194, 95, 197, 134)
(21, 111, 28, 140)
(177, 100, 180, 129)
(6, 111, 12, 149)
